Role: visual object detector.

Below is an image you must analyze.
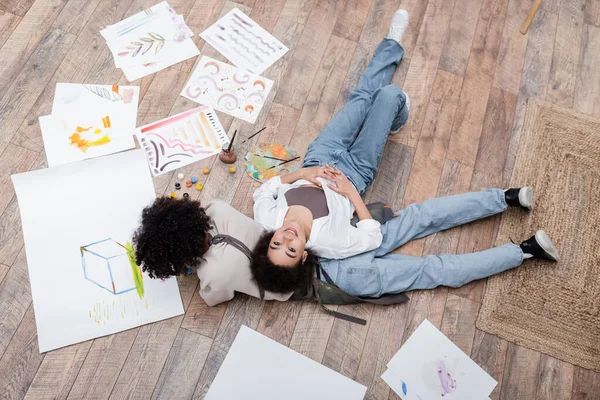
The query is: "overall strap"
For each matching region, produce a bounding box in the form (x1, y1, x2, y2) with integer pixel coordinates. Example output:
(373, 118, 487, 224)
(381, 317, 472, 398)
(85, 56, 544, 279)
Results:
(315, 264, 367, 325)
(209, 234, 265, 299)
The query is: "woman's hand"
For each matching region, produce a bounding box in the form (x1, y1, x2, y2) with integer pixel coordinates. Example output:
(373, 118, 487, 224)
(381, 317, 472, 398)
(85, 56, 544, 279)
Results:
(327, 171, 360, 199)
(300, 166, 336, 186)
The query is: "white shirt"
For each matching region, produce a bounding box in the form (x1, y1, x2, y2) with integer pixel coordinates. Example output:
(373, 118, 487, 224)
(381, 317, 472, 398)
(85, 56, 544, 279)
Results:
(253, 176, 382, 259)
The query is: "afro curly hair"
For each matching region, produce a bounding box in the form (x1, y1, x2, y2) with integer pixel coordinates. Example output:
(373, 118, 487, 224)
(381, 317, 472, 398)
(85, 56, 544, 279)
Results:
(249, 230, 316, 294)
(132, 197, 212, 279)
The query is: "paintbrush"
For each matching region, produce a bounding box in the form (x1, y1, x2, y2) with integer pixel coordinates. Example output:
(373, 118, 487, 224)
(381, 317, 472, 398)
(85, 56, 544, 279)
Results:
(226, 130, 237, 152)
(266, 156, 300, 170)
(241, 126, 266, 144)
(253, 154, 288, 162)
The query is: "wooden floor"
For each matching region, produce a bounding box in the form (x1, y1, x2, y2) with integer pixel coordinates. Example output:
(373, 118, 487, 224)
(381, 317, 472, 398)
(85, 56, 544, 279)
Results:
(1, 0, 599, 398)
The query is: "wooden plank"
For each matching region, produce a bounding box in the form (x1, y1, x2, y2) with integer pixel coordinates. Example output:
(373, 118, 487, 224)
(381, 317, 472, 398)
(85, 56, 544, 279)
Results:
(255, 300, 302, 346)
(150, 329, 212, 400)
(322, 304, 373, 379)
(399, 0, 456, 147)
(470, 330, 508, 400)
(332, 0, 373, 41)
(0, 0, 35, 16)
(491, 0, 530, 94)
(0, 144, 37, 213)
(502, 8, 558, 186)
(398, 70, 462, 256)
(364, 141, 414, 211)
(249, 0, 286, 32)
(290, 34, 357, 154)
(584, 0, 600, 26)
(108, 316, 184, 400)
(0, 196, 25, 265)
(180, 292, 227, 339)
(66, 329, 140, 400)
(10, 0, 139, 151)
(288, 302, 337, 363)
(279, 0, 317, 25)
(192, 295, 264, 399)
(0, 263, 8, 284)
(445, 0, 510, 167)
(354, 303, 410, 400)
(449, 87, 517, 302)
(546, 0, 585, 108)
(0, 28, 77, 155)
(439, 294, 479, 355)
(0, 11, 21, 49)
(0, 249, 31, 358)
(574, 24, 600, 117)
(438, 0, 482, 76)
(571, 366, 600, 399)
(0, 0, 67, 93)
(274, 0, 344, 109)
(535, 355, 574, 400)
(0, 306, 44, 400)
(498, 344, 541, 400)
(23, 342, 92, 400)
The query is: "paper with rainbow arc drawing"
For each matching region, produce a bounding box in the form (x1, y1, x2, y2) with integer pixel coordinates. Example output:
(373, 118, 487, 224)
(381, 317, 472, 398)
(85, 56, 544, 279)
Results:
(200, 8, 289, 74)
(382, 320, 496, 400)
(40, 83, 139, 167)
(136, 106, 229, 176)
(11, 150, 184, 353)
(181, 56, 273, 123)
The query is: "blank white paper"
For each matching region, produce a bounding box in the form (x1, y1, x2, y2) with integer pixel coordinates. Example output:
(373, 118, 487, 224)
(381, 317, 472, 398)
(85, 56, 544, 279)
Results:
(385, 320, 497, 400)
(205, 326, 367, 400)
(11, 150, 184, 352)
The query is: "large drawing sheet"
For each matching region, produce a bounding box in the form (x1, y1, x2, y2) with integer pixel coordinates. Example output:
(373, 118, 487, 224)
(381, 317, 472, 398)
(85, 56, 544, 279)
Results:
(136, 106, 229, 176)
(11, 150, 184, 352)
(200, 8, 288, 74)
(52, 83, 140, 119)
(384, 320, 497, 400)
(181, 56, 273, 123)
(205, 326, 367, 400)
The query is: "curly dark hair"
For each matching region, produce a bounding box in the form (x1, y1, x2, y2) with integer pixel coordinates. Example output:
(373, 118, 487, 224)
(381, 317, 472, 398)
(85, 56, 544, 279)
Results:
(132, 197, 212, 279)
(249, 231, 316, 294)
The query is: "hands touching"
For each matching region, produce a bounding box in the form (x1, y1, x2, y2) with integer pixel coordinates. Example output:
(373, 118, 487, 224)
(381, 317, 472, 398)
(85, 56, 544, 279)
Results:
(323, 166, 360, 199)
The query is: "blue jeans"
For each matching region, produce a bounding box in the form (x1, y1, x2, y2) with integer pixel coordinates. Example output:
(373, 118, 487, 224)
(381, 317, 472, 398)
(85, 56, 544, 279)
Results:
(319, 189, 526, 297)
(302, 39, 409, 195)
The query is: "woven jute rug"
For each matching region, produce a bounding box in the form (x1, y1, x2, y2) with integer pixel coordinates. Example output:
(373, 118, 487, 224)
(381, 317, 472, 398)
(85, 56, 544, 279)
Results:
(477, 100, 600, 371)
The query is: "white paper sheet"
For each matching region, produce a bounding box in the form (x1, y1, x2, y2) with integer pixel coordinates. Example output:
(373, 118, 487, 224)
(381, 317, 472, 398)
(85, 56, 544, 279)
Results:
(52, 83, 139, 116)
(385, 320, 497, 400)
(39, 108, 136, 167)
(11, 150, 184, 352)
(200, 8, 288, 74)
(100, 1, 199, 81)
(136, 105, 229, 175)
(205, 326, 367, 400)
(181, 56, 273, 123)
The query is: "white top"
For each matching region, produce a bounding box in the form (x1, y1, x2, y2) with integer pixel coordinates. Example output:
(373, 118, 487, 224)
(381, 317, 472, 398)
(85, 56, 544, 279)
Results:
(253, 176, 383, 259)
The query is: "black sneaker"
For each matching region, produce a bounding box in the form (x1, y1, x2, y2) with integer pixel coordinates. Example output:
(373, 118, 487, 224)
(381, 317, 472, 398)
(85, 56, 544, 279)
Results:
(520, 231, 560, 261)
(505, 187, 534, 210)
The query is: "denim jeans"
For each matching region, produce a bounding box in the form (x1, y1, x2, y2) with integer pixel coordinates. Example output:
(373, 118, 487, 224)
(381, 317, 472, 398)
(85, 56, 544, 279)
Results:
(318, 189, 526, 297)
(302, 39, 408, 195)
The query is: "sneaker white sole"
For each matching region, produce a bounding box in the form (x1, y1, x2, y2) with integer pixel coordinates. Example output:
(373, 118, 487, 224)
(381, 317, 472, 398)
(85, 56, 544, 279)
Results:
(519, 186, 534, 210)
(535, 230, 560, 261)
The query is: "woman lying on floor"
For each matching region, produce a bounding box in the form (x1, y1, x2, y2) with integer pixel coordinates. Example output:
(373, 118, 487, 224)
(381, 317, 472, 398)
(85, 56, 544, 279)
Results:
(131, 9, 559, 310)
(249, 8, 560, 298)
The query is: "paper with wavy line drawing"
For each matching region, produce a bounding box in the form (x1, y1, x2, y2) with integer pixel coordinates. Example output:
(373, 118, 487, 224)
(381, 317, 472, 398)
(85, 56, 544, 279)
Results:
(181, 56, 273, 124)
(200, 8, 288, 74)
(136, 106, 229, 176)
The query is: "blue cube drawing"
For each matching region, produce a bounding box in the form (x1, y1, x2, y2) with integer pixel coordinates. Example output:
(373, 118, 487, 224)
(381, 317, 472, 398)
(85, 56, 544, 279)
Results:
(81, 238, 137, 295)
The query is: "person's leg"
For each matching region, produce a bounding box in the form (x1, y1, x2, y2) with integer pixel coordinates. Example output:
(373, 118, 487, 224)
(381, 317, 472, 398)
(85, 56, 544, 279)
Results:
(303, 38, 405, 166)
(320, 243, 524, 298)
(339, 84, 408, 192)
(375, 189, 507, 256)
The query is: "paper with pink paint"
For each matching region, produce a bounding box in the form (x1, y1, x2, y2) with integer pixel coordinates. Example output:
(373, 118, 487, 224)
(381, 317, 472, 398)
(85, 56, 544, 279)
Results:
(181, 56, 273, 124)
(384, 320, 497, 400)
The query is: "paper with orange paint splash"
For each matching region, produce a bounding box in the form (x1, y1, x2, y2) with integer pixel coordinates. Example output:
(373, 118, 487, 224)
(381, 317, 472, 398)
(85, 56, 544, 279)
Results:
(181, 56, 273, 124)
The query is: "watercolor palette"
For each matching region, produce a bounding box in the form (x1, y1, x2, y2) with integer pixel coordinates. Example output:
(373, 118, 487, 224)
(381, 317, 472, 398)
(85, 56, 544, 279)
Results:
(244, 143, 299, 183)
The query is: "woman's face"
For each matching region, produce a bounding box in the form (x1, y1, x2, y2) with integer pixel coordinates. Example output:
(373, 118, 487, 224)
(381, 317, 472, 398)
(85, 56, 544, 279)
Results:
(267, 222, 308, 268)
